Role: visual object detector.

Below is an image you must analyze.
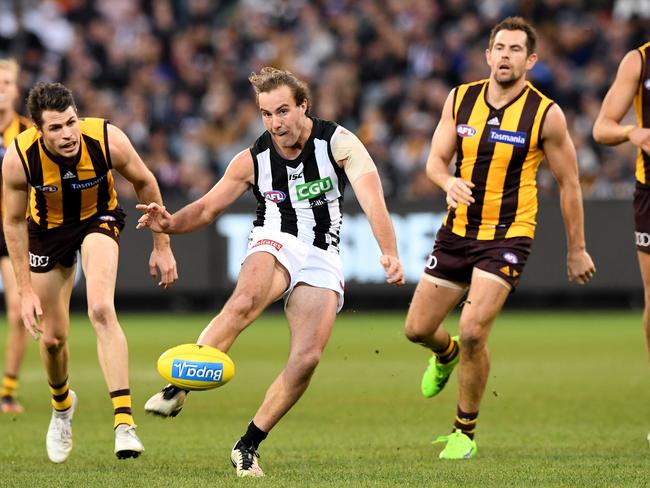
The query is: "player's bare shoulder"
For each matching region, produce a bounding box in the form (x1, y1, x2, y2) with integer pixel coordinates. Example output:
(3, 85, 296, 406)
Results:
(540, 103, 567, 142)
(225, 148, 256, 186)
(105, 123, 134, 166)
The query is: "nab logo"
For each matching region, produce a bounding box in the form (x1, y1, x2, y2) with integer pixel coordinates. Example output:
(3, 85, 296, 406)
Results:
(296, 177, 333, 201)
(456, 124, 476, 138)
(263, 190, 286, 203)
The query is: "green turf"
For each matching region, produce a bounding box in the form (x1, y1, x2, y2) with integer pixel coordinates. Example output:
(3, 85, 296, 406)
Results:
(1, 310, 650, 487)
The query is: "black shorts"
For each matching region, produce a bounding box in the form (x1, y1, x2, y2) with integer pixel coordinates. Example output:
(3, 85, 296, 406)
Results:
(28, 208, 126, 273)
(424, 226, 533, 289)
(634, 183, 650, 253)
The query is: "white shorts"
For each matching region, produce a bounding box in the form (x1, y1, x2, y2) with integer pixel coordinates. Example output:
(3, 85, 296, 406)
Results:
(245, 227, 345, 312)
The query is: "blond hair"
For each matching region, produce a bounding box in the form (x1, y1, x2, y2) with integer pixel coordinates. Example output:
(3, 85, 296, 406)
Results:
(0, 58, 19, 80)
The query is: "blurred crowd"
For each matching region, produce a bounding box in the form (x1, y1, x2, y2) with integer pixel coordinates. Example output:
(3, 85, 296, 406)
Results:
(0, 0, 648, 201)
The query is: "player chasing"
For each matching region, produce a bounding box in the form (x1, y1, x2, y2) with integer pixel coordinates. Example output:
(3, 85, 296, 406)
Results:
(138, 67, 405, 477)
(0, 58, 31, 414)
(592, 39, 650, 445)
(404, 17, 595, 459)
(1, 82, 177, 463)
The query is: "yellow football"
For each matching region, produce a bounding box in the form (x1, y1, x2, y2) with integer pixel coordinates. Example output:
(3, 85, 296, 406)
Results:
(156, 343, 235, 391)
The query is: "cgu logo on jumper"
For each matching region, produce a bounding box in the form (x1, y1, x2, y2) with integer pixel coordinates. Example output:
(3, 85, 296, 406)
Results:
(296, 177, 333, 201)
(171, 359, 223, 383)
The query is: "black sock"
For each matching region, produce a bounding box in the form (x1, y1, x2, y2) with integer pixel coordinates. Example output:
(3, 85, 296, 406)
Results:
(240, 421, 268, 449)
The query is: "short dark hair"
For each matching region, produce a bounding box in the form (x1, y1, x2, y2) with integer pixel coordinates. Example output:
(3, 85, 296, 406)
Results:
(248, 67, 311, 113)
(489, 17, 537, 55)
(27, 82, 77, 128)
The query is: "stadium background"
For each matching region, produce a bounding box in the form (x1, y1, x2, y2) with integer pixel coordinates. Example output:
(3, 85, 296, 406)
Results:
(3, 2, 650, 487)
(0, 0, 648, 309)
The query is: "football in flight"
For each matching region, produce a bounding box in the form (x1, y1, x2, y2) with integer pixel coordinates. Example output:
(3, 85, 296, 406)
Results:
(156, 343, 235, 390)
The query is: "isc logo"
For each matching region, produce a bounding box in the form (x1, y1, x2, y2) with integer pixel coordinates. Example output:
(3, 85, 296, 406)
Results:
(296, 177, 333, 201)
(172, 359, 223, 383)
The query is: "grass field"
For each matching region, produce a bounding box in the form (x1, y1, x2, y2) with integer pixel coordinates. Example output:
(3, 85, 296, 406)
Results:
(1, 310, 650, 487)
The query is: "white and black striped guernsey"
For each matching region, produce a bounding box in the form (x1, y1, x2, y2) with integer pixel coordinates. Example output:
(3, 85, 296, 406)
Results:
(250, 118, 347, 253)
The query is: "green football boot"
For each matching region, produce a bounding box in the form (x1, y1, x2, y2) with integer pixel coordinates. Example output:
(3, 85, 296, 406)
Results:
(421, 336, 459, 398)
(433, 429, 477, 460)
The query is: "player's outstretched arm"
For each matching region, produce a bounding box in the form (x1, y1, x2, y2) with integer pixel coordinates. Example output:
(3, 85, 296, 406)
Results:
(593, 50, 650, 153)
(426, 89, 475, 208)
(543, 104, 596, 285)
(2, 142, 43, 338)
(136, 149, 254, 234)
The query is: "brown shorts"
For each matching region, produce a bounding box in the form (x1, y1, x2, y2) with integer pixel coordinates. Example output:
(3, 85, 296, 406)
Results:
(28, 208, 126, 273)
(634, 183, 650, 253)
(424, 226, 533, 289)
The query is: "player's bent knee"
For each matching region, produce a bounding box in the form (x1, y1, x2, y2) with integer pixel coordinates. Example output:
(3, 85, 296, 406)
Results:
(289, 350, 322, 378)
(87, 301, 118, 327)
(224, 292, 263, 323)
(41, 334, 67, 353)
(458, 329, 487, 354)
(404, 316, 439, 345)
(404, 324, 428, 344)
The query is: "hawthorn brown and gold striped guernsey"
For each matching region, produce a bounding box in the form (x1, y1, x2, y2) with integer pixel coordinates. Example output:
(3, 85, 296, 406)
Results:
(443, 79, 554, 240)
(0, 114, 31, 218)
(13, 117, 119, 228)
(633, 41, 650, 185)
(1, 114, 30, 150)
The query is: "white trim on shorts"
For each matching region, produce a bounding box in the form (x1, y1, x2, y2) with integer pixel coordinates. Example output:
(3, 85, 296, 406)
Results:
(422, 267, 511, 292)
(245, 227, 345, 312)
(422, 272, 469, 291)
(473, 267, 512, 290)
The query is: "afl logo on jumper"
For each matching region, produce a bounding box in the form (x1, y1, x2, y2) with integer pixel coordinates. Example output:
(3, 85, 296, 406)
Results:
(456, 124, 476, 138)
(263, 190, 286, 203)
(644, 78, 650, 90)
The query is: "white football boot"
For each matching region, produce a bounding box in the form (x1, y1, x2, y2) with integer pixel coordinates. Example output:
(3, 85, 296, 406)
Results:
(115, 424, 144, 459)
(231, 440, 264, 477)
(46, 390, 77, 463)
(647, 431, 650, 447)
(144, 385, 186, 417)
